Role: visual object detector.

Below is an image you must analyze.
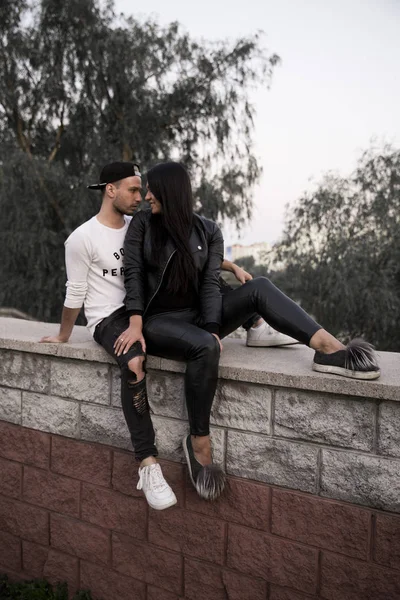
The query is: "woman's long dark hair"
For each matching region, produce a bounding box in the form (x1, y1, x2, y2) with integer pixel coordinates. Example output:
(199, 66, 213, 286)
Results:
(147, 162, 198, 294)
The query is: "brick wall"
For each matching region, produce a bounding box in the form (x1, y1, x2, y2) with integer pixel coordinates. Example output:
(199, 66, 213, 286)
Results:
(1, 421, 400, 600)
(1, 345, 400, 514)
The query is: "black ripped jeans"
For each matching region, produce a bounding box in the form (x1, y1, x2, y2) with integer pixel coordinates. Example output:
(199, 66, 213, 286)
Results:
(93, 307, 155, 462)
(144, 277, 321, 437)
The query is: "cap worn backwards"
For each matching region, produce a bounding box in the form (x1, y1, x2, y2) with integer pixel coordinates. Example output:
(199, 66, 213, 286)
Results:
(87, 161, 141, 190)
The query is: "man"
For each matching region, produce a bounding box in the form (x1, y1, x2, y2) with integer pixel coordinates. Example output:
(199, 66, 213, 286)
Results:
(40, 161, 294, 510)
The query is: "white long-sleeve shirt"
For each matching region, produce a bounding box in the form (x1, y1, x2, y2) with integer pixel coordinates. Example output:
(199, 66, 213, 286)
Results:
(64, 216, 131, 335)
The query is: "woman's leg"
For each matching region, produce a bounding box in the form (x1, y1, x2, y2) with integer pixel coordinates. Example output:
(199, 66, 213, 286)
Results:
(219, 276, 260, 330)
(144, 311, 220, 441)
(219, 277, 322, 344)
(144, 311, 225, 499)
(219, 277, 380, 379)
(220, 276, 298, 347)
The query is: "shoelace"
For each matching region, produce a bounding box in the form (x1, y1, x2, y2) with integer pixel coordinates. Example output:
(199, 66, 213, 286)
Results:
(137, 464, 169, 493)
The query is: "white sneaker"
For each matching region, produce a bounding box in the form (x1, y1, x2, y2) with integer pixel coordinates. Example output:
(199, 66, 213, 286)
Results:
(137, 463, 177, 510)
(246, 322, 299, 347)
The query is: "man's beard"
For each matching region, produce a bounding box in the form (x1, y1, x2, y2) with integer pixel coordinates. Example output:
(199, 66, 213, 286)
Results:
(114, 203, 136, 216)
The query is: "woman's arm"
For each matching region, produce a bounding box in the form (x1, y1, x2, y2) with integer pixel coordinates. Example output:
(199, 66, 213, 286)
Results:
(200, 223, 224, 334)
(123, 212, 147, 315)
(115, 212, 148, 355)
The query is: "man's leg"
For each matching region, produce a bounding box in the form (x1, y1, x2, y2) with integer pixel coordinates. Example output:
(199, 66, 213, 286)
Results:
(94, 308, 177, 509)
(144, 311, 225, 500)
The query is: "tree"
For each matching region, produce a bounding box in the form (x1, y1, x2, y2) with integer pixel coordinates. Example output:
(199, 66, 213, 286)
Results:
(0, 0, 279, 322)
(235, 255, 269, 278)
(271, 145, 400, 351)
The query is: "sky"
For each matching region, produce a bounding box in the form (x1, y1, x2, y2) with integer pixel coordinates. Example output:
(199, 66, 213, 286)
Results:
(115, 0, 400, 246)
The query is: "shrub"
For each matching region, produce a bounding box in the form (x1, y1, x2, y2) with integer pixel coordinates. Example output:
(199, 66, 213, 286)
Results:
(0, 575, 92, 600)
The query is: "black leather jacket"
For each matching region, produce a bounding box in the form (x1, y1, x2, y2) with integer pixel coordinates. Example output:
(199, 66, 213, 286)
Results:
(124, 210, 224, 327)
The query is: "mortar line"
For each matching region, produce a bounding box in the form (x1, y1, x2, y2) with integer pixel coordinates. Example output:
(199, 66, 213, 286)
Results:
(316, 549, 323, 596)
(369, 512, 376, 562)
(270, 388, 276, 437)
(373, 400, 380, 455)
(316, 447, 322, 496)
(108, 365, 113, 406)
(266, 581, 270, 600)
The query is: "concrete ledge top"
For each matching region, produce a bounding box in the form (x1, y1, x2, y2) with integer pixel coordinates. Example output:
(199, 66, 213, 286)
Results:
(0, 317, 399, 401)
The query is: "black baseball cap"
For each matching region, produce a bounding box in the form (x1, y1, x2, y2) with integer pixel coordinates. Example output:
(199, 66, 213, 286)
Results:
(87, 161, 141, 190)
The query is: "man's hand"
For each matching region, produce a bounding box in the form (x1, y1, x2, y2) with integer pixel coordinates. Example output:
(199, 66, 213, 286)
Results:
(39, 334, 68, 344)
(212, 333, 223, 353)
(39, 307, 80, 345)
(114, 325, 146, 357)
(232, 264, 253, 285)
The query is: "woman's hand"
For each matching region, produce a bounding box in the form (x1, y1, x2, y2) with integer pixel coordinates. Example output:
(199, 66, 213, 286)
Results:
(212, 333, 223, 353)
(114, 325, 146, 356)
(232, 264, 253, 285)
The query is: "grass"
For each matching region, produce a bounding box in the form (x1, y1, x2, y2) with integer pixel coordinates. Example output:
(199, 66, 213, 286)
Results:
(0, 575, 92, 599)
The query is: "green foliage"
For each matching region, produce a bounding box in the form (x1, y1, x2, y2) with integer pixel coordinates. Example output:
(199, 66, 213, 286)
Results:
(235, 255, 269, 278)
(270, 145, 400, 351)
(0, 575, 92, 600)
(0, 0, 278, 322)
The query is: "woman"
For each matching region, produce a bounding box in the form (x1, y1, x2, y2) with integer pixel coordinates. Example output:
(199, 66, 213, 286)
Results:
(120, 162, 380, 501)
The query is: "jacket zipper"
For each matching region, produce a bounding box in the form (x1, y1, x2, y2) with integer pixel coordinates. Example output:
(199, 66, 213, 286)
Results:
(143, 249, 177, 317)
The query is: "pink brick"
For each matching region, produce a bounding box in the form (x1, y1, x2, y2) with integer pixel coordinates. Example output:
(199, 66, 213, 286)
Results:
(80, 560, 146, 600)
(112, 451, 185, 506)
(23, 466, 80, 517)
(272, 489, 370, 559)
(0, 457, 22, 499)
(221, 569, 268, 600)
(81, 483, 146, 540)
(185, 475, 270, 530)
(185, 558, 267, 600)
(0, 494, 48, 543)
(270, 586, 318, 600)
(111, 450, 141, 497)
(112, 532, 182, 593)
(147, 587, 182, 600)
(0, 569, 28, 584)
(51, 436, 112, 487)
(22, 540, 50, 578)
(0, 421, 50, 468)
(51, 513, 110, 566)
(149, 507, 225, 564)
(227, 524, 317, 594)
(43, 548, 79, 594)
(22, 541, 78, 594)
(0, 531, 21, 571)
(321, 551, 400, 600)
(374, 513, 400, 570)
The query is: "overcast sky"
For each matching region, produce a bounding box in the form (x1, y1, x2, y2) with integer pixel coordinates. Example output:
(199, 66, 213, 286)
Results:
(115, 0, 400, 246)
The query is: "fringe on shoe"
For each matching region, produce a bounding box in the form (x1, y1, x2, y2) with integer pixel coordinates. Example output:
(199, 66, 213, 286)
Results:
(195, 464, 226, 501)
(345, 338, 379, 372)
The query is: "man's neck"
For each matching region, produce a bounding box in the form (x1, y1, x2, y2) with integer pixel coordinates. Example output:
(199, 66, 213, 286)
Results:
(96, 203, 126, 229)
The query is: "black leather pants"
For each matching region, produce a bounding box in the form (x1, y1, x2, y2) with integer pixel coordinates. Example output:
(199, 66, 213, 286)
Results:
(144, 276, 321, 437)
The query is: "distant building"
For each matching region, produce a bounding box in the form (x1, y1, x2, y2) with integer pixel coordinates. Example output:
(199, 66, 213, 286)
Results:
(227, 242, 271, 265)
